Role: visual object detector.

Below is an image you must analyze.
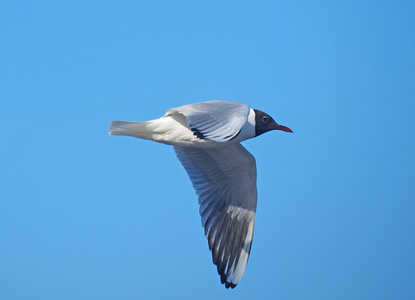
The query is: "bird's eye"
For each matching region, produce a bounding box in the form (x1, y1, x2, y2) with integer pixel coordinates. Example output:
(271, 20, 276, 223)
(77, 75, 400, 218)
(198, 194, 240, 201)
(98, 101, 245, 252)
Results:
(262, 115, 269, 123)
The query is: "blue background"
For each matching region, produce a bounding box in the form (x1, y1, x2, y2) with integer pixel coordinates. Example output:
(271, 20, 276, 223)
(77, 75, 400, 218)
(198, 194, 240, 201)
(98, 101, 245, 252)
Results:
(1, 1, 414, 299)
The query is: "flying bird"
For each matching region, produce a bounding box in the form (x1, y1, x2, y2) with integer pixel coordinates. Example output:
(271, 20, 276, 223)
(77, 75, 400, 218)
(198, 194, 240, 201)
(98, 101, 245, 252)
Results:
(109, 100, 292, 288)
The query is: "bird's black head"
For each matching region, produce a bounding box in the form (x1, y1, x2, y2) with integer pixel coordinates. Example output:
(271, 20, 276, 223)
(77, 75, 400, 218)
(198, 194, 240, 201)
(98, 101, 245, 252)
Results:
(254, 109, 293, 136)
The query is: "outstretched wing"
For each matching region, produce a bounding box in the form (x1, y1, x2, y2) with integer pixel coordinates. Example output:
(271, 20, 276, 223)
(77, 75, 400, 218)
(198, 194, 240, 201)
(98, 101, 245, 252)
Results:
(167, 100, 250, 142)
(174, 143, 257, 288)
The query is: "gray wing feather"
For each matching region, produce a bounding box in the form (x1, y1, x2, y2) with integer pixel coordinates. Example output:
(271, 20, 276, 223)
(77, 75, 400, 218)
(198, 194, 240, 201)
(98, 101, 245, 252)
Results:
(168, 100, 250, 142)
(174, 144, 257, 288)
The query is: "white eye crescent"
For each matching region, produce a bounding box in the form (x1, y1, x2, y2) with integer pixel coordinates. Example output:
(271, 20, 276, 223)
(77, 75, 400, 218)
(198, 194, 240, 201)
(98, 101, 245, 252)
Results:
(262, 115, 269, 123)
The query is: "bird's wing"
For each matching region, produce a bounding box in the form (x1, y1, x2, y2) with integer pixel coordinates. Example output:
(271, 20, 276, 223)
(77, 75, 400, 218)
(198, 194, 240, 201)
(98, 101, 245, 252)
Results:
(173, 143, 257, 288)
(167, 100, 250, 142)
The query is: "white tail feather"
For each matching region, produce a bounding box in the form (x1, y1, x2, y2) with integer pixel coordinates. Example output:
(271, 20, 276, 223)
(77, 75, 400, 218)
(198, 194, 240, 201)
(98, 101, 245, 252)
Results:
(109, 121, 152, 139)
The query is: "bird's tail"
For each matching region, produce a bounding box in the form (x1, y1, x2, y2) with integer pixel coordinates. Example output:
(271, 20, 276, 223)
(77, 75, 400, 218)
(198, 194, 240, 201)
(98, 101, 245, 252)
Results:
(109, 121, 153, 139)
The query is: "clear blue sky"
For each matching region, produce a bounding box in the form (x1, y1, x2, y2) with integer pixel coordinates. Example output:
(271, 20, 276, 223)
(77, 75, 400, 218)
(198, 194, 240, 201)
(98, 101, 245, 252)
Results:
(1, 1, 414, 299)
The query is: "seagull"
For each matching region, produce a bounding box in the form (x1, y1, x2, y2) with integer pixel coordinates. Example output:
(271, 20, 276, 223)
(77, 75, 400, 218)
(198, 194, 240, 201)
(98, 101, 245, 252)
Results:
(109, 100, 292, 288)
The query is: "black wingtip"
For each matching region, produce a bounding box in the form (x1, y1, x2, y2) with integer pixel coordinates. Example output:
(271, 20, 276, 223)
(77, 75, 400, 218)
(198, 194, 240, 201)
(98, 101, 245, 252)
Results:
(220, 273, 237, 289)
(225, 281, 237, 289)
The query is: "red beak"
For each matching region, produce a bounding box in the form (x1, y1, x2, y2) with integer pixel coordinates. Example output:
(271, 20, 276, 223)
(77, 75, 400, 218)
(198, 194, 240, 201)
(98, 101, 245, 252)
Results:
(275, 124, 293, 133)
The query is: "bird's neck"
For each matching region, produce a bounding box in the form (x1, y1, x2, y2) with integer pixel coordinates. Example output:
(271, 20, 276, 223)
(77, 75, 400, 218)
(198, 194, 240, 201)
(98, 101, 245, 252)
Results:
(232, 108, 256, 142)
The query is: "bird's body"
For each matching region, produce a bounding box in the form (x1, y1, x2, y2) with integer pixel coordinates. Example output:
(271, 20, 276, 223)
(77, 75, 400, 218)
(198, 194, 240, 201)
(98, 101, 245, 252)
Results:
(109, 100, 292, 288)
(110, 101, 258, 147)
